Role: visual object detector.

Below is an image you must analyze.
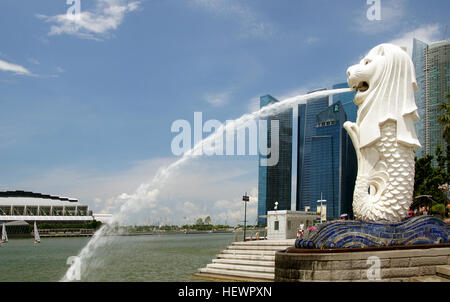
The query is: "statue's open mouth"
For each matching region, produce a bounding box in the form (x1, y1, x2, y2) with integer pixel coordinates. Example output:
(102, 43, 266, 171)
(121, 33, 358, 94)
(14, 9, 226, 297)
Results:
(355, 81, 369, 92)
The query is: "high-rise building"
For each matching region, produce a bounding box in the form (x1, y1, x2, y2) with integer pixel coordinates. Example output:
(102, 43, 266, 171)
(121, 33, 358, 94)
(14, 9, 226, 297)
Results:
(332, 83, 358, 123)
(309, 101, 357, 219)
(412, 39, 450, 160)
(258, 84, 358, 224)
(296, 89, 329, 212)
(257, 95, 292, 225)
(296, 86, 357, 220)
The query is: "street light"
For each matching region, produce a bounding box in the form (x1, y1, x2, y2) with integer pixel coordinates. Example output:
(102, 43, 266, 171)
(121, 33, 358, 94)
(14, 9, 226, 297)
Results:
(242, 193, 250, 242)
(317, 193, 327, 223)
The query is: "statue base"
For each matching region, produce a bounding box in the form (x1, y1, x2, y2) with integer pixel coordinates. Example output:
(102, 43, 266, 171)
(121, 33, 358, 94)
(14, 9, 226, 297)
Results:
(295, 215, 450, 249)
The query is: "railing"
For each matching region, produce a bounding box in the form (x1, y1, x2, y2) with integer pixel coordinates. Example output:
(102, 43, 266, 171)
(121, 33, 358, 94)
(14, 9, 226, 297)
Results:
(233, 228, 267, 242)
(36, 228, 94, 237)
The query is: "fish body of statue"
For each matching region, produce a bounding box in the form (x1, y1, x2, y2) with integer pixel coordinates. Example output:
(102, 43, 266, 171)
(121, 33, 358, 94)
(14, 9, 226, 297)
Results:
(344, 43, 421, 222)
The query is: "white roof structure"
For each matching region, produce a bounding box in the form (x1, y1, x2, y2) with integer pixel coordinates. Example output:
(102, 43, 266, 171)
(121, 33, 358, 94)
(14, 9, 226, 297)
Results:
(0, 216, 93, 222)
(0, 190, 93, 223)
(0, 197, 82, 207)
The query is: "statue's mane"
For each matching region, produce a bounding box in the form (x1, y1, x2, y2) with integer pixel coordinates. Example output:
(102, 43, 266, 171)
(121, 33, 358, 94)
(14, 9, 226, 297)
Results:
(357, 43, 421, 149)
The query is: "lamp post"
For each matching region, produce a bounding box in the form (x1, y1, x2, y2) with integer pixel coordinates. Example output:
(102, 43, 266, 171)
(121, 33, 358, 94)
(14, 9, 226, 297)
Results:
(317, 193, 327, 223)
(242, 193, 250, 242)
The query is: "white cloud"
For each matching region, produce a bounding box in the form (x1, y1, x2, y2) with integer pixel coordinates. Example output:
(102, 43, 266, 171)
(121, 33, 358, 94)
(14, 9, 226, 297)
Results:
(0, 59, 31, 75)
(388, 24, 442, 56)
(306, 36, 319, 45)
(204, 90, 233, 107)
(247, 86, 311, 114)
(13, 156, 258, 225)
(246, 73, 350, 117)
(37, 0, 140, 40)
(27, 58, 40, 65)
(247, 95, 261, 113)
(190, 0, 274, 38)
(353, 0, 408, 35)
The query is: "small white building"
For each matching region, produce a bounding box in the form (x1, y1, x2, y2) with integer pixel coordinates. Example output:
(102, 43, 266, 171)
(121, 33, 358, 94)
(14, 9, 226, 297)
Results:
(92, 213, 113, 224)
(267, 210, 320, 240)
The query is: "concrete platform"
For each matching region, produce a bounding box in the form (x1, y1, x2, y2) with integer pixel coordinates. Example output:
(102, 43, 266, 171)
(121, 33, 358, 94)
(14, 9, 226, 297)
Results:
(194, 239, 294, 281)
(436, 265, 450, 278)
(212, 258, 275, 267)
(409, 275, 450, 282)
(276, 245, 450, 282)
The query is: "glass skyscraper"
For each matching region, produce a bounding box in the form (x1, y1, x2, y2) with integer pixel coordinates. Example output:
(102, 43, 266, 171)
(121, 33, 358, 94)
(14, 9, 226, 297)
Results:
(309, 101, 357, 219)
(297, 86, 357, 220)
(412, 39, 450, 160)
(332, 83, 358, 123)
(257, 95, 292, 225)
(258, 84, 358, 224)
(296, 89, 329, 212)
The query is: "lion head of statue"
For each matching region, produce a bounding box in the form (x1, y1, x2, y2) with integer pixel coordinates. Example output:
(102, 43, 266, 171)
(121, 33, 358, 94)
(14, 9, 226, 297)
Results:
(346, 43, 421, 149)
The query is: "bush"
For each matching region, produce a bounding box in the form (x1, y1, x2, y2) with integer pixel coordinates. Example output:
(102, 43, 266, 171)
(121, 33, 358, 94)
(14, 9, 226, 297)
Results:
(431, 203, 445, 216)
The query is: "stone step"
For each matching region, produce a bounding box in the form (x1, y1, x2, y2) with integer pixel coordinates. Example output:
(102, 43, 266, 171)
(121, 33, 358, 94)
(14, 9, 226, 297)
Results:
(212, 258, 275, 267)
(221, 249, 276, 256)
(409, 275, 450, 282)
(226, 245, 291, 251)
(217, 253, 275, 261)
(206, 263, 275, 273)
(232, 240, 295, 246)
(192, 272, 272, 282)
(436, 265, 450, 279)
(198, 267, 274, 281)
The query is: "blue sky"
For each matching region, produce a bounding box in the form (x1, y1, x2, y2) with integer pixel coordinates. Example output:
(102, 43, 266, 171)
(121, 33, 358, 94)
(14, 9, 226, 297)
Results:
(0, 0, 448, 225)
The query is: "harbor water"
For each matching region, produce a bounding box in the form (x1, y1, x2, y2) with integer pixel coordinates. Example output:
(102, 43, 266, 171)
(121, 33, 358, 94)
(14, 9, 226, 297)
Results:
(0, 232, 234, 282)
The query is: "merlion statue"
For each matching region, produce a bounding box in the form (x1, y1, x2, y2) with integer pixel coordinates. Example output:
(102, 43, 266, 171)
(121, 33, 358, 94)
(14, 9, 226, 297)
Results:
(344, 43, 421, 223)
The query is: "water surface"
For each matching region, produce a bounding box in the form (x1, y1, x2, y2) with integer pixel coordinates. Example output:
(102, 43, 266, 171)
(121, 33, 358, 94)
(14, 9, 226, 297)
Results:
(0, 233, 234, 282)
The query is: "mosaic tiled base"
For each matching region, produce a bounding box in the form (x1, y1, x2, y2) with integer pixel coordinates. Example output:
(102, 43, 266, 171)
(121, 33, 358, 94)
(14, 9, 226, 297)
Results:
(295, 215, 450, 249)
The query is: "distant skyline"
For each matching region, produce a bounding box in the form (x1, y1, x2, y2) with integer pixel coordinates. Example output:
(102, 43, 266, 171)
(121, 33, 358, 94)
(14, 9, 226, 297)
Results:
(0, 0, 449, 225)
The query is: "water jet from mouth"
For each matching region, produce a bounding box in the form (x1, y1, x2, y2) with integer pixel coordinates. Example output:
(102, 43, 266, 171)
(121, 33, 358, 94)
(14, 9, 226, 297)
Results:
(61, 87, 352, 281)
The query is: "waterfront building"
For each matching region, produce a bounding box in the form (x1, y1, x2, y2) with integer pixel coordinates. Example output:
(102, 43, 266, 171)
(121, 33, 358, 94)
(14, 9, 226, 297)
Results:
(296, 89, 329, 213)
(332, 82, 358, 123)
(92, 213, 113, 224)
(257, 95, 292, 225)
(296, 85, 357, 220)
(258, 84, 358, 224)
(0, 190, 93, 223)
(309, 101, 357, 219)
(412, 38, 450, 160)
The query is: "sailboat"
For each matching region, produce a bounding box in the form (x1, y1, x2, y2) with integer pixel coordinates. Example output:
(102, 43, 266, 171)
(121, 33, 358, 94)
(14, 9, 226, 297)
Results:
(33, 221, 40, 244)
(1, 222, 7, 243)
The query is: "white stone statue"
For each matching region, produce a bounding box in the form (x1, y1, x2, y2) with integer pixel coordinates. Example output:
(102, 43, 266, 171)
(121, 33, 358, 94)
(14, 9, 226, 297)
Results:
(344, 43, 421, 222)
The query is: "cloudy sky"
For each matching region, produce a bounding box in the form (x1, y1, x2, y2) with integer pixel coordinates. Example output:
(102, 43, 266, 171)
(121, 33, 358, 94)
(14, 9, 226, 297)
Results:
(0, 0, 448, 225)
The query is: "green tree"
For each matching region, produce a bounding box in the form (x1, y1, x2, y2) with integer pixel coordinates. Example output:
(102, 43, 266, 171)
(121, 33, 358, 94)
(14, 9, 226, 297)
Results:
(204, 216, 211, 225)
(414, 154, 447, 205)
(431, 203, 445, 217)
(438, 93, 450, 144)
(195, 217, 203, 225)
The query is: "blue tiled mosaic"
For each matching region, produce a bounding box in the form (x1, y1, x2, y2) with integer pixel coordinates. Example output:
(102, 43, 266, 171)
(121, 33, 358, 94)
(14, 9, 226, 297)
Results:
(295, 215, 450, 249)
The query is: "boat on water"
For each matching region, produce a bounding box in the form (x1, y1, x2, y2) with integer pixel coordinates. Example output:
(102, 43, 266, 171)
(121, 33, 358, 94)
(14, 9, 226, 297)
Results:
(33, 221, 40, 244)
(1, 222, 7, 243)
